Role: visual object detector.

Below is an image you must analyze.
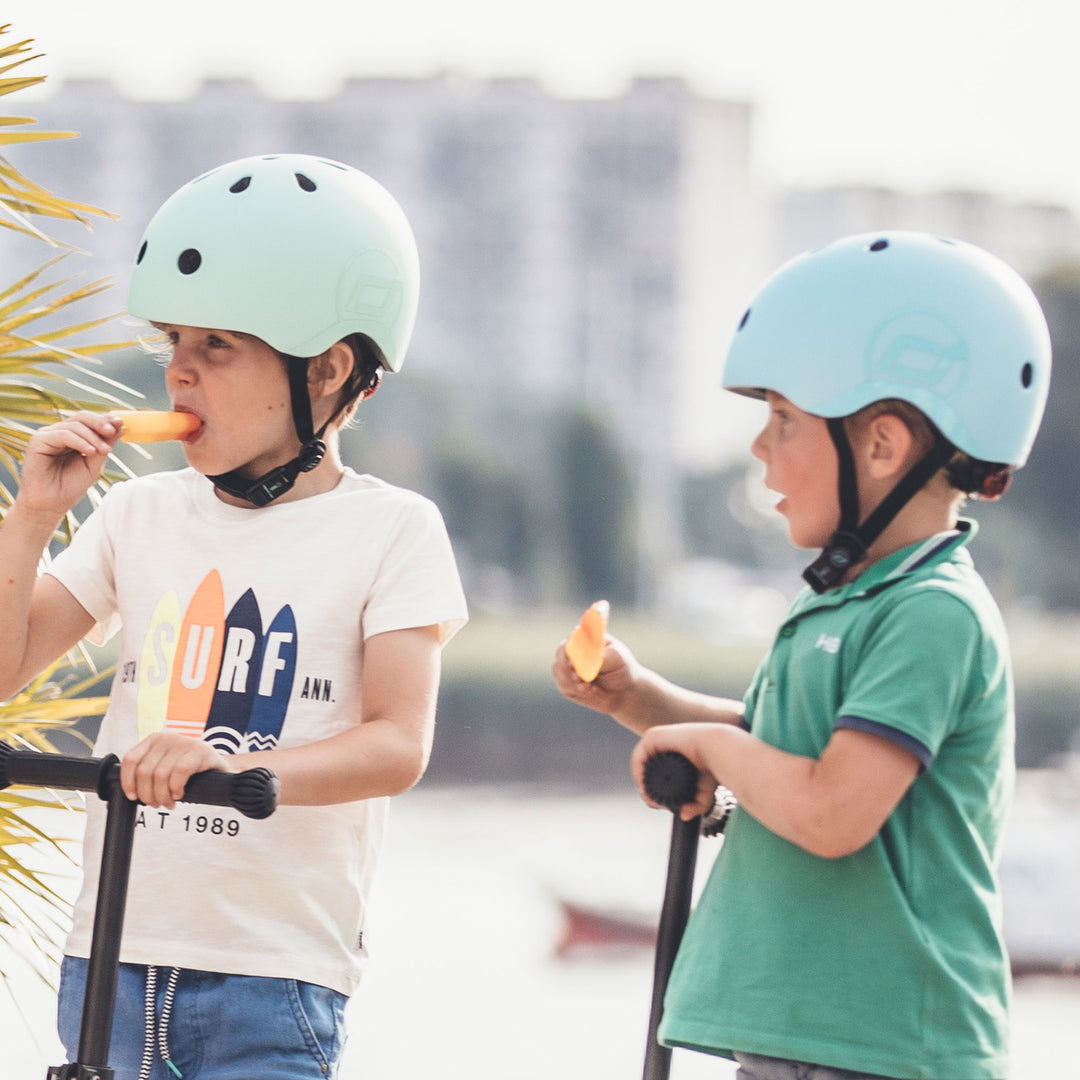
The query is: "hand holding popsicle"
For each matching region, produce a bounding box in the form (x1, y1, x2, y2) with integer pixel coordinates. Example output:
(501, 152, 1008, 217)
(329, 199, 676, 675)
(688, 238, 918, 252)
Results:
(115, 410, 202, 443)
(565, 599, 610, 681)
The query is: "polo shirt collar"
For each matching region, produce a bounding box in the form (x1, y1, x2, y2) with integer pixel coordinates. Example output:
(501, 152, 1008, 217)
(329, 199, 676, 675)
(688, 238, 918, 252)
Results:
(790, 519, 977, 614)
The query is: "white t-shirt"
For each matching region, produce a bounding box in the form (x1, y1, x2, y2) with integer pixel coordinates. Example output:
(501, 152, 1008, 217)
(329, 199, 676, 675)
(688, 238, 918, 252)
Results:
(47, 467, 467, 994)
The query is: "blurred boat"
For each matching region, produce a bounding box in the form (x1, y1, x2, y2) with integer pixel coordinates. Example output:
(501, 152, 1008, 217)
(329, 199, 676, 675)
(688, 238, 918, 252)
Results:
(554, 898, 658, 957)
(555, 896, 1080, 977)
(555, 766, 1080, 979)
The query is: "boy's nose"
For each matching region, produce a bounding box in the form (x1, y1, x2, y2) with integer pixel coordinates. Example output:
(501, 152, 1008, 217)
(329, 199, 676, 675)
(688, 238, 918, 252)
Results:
(750, 428, 768, 462)
(164, 350, 196, 387)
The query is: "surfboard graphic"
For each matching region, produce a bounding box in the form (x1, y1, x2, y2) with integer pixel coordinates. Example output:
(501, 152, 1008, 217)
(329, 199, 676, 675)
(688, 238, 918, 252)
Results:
(203, 587, 263, 753)
(166, 569, 226, 738)
(246, 604, 297, 752)
(137, 591, 182, 740)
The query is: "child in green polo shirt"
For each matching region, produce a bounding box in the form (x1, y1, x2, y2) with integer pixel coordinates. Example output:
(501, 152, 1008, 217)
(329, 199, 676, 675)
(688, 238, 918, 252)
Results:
(552, 232, 1051, 1080)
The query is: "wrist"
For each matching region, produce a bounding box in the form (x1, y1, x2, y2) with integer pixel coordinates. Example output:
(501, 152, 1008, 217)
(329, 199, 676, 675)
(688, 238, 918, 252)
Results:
(611, 665, 663, 735)
(5, 499, 65, 540)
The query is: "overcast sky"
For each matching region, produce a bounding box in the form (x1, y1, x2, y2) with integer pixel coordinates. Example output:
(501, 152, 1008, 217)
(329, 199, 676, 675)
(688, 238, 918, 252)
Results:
(6, 0, 1080, 213)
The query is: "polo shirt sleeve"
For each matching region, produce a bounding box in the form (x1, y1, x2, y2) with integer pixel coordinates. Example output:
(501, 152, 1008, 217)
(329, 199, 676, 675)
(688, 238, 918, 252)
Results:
(835, 586, 992, 767)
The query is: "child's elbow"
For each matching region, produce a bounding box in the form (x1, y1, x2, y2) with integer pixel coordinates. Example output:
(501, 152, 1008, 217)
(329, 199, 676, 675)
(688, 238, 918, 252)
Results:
(804, 834, 871, 860)
(794, 813, 877, 860)
(385, 740, 431, 796)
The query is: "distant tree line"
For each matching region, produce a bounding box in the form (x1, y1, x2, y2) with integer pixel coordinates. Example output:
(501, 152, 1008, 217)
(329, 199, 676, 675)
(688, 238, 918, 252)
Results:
(110, 263, 1080, 617)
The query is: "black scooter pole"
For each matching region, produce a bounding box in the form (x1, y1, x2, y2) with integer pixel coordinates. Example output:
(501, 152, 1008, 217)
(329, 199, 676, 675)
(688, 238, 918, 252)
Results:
(0, 744, 279, 1080)
(641, 751, 701, 1080)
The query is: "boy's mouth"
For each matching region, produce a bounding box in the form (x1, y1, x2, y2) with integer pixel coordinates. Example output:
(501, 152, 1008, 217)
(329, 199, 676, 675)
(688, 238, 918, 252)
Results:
(174, 406, 204, 442)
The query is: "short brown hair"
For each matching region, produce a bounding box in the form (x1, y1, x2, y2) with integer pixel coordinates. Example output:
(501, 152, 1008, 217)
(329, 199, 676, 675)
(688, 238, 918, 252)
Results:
(849, 399, 1012, 499)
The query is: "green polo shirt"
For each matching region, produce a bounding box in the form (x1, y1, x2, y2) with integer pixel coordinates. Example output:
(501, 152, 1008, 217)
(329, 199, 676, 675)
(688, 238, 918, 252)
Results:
(660, 522, 1013, 1080)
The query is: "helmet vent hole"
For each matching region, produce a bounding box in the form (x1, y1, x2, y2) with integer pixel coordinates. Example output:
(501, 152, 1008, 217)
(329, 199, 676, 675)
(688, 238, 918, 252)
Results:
(178, 248, 202, 275)
(295, 173, 317, 192)
(1021, 362, 1033, 389)
(869, 239, 889, 252)
(738, 308, 751, 331)
(229, 176, 252, 193)
(136, 241, 147, 265)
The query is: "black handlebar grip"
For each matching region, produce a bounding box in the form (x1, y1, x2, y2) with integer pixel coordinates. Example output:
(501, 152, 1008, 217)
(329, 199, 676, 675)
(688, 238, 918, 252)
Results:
(0, 742, 106, 793)
(0, 744, 280, 820)
(0, 739, 16, 788)
(642, 751, 699, 811)
(181, 766, 280, 819)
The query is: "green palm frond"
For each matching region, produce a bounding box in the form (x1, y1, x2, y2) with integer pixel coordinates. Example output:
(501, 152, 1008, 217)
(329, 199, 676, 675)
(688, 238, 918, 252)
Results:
(0, 253, 141, 513)
(0, 793, 79, 984)
(1, 660, 112, 983)
(0, 27, 45, 100)
(0, 26, 113, 242)
(0, 23, 142, 996)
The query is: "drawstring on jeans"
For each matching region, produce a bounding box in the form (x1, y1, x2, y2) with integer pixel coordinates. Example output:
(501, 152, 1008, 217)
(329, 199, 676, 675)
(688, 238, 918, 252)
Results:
(139, 966, 183, 1079)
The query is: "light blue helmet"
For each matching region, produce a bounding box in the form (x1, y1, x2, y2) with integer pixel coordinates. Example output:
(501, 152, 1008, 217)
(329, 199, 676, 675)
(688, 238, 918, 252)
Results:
(722, 231, 1051, 466)
(127, 153, 419, 372)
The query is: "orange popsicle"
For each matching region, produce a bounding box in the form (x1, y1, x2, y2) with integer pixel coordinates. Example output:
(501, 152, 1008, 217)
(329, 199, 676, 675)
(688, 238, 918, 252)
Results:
(566, 600, 610, 682)
(116, 410, 202, 443)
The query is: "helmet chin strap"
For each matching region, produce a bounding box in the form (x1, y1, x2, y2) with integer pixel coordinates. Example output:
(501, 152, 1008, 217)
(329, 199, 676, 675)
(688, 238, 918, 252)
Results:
(802, 417, 955, 593)
(208, 356, 329, 507)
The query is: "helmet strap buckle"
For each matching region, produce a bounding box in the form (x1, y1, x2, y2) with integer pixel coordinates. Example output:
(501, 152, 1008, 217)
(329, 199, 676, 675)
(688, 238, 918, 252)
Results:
(803, 530, 867, 592)
(802, 418, 956, 593)
(209, 438, 327, 507)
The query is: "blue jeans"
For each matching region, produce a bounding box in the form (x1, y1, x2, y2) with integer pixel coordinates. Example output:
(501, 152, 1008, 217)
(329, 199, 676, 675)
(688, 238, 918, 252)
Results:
(58, 956, 347, 1080)
(734, 1052, 899, 1080)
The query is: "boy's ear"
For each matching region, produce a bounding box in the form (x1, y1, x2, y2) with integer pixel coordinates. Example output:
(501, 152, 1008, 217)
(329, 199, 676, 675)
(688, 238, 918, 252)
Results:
(861, 412, 916, 480)
(307, 341, 355, 400)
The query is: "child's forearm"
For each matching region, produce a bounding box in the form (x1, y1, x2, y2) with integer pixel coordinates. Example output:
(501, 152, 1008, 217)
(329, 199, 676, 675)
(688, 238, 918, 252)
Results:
(611, 666, 746, 736)
(235, 623, 441, 806)
(636, 723, 919, 858)
(0, 501, 65, 697)
(244, 718, 431, 805)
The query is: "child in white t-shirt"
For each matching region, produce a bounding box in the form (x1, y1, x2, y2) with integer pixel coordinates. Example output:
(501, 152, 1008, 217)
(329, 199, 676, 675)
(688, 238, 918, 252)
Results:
(0, 154, 467, 1079)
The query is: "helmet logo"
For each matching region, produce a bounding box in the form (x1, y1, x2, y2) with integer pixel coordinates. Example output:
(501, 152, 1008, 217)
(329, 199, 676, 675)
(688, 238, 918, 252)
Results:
(866, 312, 969, 397)
(338, 251, 403, 326)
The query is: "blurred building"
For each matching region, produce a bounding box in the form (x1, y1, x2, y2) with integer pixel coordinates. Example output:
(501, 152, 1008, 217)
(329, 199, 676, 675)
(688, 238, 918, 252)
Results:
(777, 185, 1080, 279)
(19, 75, 769, 600)
(20, 76, 769, 442)
(16, 76, 1080, 601)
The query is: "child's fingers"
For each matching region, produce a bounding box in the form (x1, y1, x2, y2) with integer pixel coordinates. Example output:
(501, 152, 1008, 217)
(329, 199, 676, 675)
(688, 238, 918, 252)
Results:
(120, 737, 172, 806)
(32, 414, 120, 458)
(631, 733, 716, 818)
(551, 641, 593, 694)
(121, 733, 221, 809)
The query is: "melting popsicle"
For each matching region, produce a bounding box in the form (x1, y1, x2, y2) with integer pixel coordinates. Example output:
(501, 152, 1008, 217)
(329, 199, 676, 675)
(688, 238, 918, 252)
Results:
(116, 410, 202, 443)
(566, 599, 610, 682)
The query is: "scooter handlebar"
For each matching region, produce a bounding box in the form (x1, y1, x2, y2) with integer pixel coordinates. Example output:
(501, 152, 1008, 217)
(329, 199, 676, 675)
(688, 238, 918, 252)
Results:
(0, 743, 280, 820)
(642, 750, 699, 811)
(182, 766, 280, 819)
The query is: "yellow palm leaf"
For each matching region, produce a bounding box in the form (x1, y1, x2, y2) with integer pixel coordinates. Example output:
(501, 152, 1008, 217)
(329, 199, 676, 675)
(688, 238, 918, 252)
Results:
(1, 661, 112, 982)
(0, 22, 150, 995)
(0, 28, 113, 236)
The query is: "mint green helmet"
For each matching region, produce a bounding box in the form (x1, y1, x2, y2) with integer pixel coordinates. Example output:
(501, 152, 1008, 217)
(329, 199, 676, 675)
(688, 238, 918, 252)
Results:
(723, 231, 1051, 466)
(126, 153, 419, 372)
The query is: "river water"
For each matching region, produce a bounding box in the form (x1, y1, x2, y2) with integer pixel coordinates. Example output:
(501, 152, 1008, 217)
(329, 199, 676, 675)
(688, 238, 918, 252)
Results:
(6, 779, 1080, 1079)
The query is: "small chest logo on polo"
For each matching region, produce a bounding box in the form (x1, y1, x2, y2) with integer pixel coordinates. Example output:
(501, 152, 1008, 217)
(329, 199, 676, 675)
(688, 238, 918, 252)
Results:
(814, 633, 842, 654)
